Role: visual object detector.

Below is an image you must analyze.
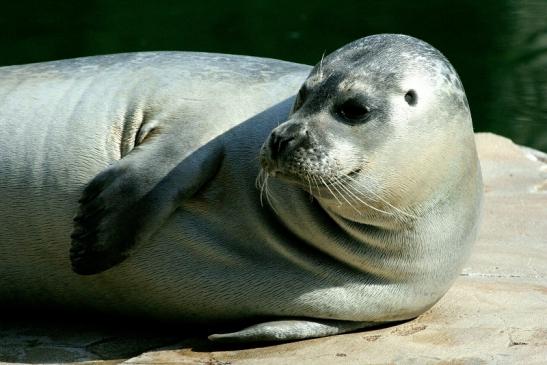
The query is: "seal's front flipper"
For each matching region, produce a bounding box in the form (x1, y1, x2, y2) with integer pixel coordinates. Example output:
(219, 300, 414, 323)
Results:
(70, 130, 224, 275)
(208, 319, 374, 343)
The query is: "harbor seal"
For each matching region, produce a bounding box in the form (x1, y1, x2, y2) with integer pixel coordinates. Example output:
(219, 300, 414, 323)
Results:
(0, 34, 482, 342)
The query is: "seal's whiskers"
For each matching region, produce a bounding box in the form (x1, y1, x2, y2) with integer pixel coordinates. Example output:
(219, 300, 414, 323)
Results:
(331, 176, 394, 216)
(327, 177, 362, 215)
(258, 171, 282, 217)
(318, 51, 326, 79)
(305, 173, 315, 202)
(343, 174, 418, 219)
(319, 176, 342, 206)
(255, 169, 267, 207)
(310, 174, 323, 198)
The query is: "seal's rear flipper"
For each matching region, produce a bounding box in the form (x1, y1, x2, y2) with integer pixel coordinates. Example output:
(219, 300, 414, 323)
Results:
(208, 319, 375, 343)
(70, 130, 224, 275)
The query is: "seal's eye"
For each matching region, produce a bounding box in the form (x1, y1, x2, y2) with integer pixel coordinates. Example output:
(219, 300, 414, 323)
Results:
(292, 86, 308, 112)
(337, 99, 369, 123)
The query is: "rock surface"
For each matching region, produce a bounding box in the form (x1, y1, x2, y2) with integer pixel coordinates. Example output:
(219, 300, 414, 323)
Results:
(1, 133, 546, 364)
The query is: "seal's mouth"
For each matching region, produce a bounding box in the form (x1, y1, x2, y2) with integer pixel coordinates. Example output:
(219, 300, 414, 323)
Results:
(258, 163, 366, 194)
(347, 167, 362, 177)
(263, 169, 305, 185)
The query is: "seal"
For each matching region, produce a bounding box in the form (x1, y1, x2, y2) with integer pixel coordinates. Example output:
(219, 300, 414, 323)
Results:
(0, 34, 482, 342)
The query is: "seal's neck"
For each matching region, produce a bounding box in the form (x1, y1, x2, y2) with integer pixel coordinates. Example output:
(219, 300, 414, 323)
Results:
(266, 181, 421, 277)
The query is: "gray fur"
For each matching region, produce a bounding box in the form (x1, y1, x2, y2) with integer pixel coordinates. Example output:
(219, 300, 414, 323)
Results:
(0, 34, 482, 342)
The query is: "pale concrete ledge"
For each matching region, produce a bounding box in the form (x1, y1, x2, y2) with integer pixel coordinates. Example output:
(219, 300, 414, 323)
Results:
(1, 133, 546, 364)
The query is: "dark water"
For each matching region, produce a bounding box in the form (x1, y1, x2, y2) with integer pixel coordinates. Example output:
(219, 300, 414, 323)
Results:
(1, 0, 546, 151)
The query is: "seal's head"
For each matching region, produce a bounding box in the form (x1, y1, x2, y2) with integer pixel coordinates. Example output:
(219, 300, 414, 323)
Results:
(260, 34, 478, 223)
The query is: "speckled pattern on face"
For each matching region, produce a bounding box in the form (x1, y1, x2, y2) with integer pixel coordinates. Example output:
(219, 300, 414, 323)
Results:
(260, 34, 469, 191)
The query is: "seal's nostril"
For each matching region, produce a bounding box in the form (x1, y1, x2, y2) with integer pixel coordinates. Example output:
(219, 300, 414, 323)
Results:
(270, 133, 296, 160)
(277, 136, 295, 154)
(268, 133, 279, 159)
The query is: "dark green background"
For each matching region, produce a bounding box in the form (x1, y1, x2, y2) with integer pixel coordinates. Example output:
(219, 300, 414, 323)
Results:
(1, 0, 546, 151)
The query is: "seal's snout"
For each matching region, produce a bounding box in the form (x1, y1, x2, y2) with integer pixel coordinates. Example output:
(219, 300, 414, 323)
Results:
(260, 121, 311, 177)
(267, 122, 309, 161)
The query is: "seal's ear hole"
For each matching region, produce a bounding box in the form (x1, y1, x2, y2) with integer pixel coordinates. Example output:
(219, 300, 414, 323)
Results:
(404, 90, 417, 106)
